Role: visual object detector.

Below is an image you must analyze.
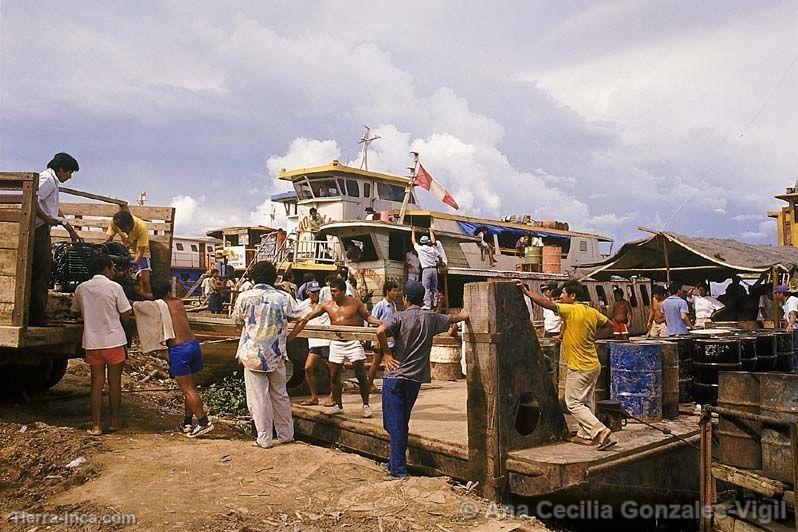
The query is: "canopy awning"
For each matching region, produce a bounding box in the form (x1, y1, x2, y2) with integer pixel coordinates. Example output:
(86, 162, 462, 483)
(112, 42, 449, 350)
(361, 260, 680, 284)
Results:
(578, 230, 798, 283)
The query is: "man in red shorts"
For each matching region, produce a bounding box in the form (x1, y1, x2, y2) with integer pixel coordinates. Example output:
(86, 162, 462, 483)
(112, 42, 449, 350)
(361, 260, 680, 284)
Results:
(71, 255, 133, 435)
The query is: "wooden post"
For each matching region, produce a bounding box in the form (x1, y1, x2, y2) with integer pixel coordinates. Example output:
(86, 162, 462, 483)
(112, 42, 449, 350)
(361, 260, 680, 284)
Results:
(13, 175, 37, 327)
(662, 235, 671, 284)
(772, 265, 780, 329)
(699, 412, 713, 532)
(791, 423, 798, 531)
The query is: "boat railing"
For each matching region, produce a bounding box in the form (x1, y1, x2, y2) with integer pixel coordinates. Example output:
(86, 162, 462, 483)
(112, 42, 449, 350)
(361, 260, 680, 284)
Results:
(256, 234, 342, 265)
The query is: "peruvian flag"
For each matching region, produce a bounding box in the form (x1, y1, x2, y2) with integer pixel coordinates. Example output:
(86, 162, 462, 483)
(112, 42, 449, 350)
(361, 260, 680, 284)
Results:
(415, 164, 459, 210)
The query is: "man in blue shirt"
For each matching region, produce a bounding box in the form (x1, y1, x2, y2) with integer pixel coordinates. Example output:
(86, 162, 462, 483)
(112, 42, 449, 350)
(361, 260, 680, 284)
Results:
(375, 281, 469, 479)
(368, 280, 399, 388)
(662, 282, 693, 335)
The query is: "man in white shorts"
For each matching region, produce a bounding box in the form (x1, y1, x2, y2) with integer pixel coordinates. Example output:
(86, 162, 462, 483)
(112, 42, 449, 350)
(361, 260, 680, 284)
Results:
(293, 278, 382, 417)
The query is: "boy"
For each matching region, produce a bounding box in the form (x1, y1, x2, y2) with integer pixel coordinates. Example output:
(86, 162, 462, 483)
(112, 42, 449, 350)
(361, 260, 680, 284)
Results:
(368, 280, 400, 387)
(647, 285, 668, 337)
(72, 255, 132, 436)
(106, 210, 152, 299)
(151, 280, 214, 438)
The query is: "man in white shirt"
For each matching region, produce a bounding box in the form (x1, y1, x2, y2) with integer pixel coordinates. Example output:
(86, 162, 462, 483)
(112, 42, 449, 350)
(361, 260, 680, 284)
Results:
(32, 153, 82, 325)
(71, 254, 133, 436)
(542, 285, 562, 337)
(411, 227, 441, 309)
(774, 285, 798, 331)
(690, 284, 725, 328)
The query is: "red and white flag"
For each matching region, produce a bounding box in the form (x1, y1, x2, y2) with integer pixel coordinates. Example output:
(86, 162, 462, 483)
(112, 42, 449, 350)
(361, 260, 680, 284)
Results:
(414, 164, 459, 210)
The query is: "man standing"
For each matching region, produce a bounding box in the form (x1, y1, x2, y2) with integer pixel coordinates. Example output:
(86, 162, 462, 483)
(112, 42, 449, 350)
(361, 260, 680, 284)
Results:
(517, 279, 616, 450)
(106, 210, 152, 299)
(71, 255, 132, 436)
(411, 227, 441, 310)
(32, 153, 82, 325)
(233, 261, 300, 449)
(647, 285, 668, 337)
(207, 269, 223, 314)
(689, 284, 724, 328)
(610, 288, 633, 336)
(293, 278, 382, 417)
(297, 281, 333, 407)
(405, 248, 420, 283)
(662, 282, 693, 335)
(368, 280, 400, 387)
(774, 285, 798, 331)
(375, 281, 469, 478)
(541, 284, 562, 338)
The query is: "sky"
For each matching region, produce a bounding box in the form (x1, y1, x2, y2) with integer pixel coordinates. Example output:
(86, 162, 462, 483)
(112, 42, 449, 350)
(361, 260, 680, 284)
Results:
(2, 1, 797, 246)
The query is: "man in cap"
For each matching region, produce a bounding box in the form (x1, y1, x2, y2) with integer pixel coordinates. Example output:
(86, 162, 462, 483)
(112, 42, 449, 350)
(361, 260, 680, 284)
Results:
(774, 285, 798, 331)
(297, 281, 334, 406)
(411, 227, 443, 309)
(375, 281, 469, 478)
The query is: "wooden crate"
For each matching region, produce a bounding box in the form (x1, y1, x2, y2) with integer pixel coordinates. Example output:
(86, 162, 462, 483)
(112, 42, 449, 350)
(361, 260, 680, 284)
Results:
(51, 203, 175, 281)
(0, 173, 37, 327)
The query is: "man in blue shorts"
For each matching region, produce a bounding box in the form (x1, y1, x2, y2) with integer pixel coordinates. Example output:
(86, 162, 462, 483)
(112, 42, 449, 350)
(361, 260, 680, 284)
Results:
(152, 280, 214, 438)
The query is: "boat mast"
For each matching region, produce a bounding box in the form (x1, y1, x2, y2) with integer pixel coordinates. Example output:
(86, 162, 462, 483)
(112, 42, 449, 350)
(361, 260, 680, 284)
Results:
(358, 125, 381, 171)
(398, 152, 419, 225)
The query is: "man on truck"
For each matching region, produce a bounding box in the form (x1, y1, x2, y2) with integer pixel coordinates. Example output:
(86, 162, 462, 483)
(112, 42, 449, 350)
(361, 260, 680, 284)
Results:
(32, 152, 82, 325)
(106, 210, 153, 299)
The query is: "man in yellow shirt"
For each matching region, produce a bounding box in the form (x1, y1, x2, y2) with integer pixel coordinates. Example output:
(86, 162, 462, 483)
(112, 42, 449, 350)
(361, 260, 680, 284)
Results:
(517, 279, 616, 450)
(106, 210, 152, 298)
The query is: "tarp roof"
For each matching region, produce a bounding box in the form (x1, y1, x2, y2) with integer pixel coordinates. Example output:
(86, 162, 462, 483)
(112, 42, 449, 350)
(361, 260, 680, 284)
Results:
(578, 230, 798, 282)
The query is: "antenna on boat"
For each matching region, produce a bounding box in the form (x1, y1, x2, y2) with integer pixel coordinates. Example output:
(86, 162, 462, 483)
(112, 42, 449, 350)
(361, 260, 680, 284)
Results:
(398, 152, 419, 225)
(358, 126, 381, 171)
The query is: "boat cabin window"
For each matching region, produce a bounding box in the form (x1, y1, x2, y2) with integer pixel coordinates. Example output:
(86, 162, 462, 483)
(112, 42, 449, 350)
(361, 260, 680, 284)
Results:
(208, 245, 214, 252)
(191, 244, 198, 252)
(310, 179, 340, 198)
(364, 182, 371, 198)
(346, 179, 360, 197)
(388, 232, 411, 261)
(176, 243, 184, 251)
(342, 235, 378, 262)
(640, 285, 650, 306)
(378, 182, 414, 203)
(295, 180, 313, 200)
(579, 240, 588, 252)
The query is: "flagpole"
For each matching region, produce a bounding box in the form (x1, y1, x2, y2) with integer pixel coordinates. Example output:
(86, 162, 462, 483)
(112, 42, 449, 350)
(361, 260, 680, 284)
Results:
(397, 152, 419, 225)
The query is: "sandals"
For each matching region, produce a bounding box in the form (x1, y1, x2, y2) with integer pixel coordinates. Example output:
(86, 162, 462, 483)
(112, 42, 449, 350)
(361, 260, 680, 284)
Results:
(595, 429, 617, 451)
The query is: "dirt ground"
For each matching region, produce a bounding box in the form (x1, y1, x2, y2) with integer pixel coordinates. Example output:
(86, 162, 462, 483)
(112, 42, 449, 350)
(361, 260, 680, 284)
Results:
(0, 359, 547, 531)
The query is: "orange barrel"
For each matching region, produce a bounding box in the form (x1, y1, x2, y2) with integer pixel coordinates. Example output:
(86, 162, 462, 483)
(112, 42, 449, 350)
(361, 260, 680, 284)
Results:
(542, 246, 562, 274)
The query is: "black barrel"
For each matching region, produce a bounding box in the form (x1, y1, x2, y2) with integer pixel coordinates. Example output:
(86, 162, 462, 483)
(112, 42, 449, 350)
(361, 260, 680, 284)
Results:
(692, 338, 742, 405)
(737, 335, 758, 372)
(662, 335, 694, 403)
(775, 331, 794, 372)
(754, 331, 777, 371)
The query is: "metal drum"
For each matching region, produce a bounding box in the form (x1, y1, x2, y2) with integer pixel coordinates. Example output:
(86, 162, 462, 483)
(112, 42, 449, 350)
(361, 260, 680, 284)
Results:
(660, 342, 680, 419)
(736, 335, 758, 372)
(662, 335, 694, 403)
(692, 338, 742, 406)
(760, 373, 798, 482)
(754, 332, 777, 371)
(610, 342, 663, 422)
(775, 332, 794, 373)
(717, 372, 762, 470)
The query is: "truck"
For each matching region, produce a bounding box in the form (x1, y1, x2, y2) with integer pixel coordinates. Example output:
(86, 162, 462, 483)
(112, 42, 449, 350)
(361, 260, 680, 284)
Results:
(0, 172, 175, 393)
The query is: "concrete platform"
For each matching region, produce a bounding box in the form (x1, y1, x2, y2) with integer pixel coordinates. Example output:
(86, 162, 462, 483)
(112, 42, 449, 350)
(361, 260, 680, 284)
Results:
(291, 379, 701, 500)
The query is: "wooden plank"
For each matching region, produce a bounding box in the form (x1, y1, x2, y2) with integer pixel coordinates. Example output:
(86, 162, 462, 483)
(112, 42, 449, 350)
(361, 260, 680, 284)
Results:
(0, 194, 23, 204)
(0, 249, 19, 277)
(59, 187, 127, 206)
(0, 325, 21, 346)
(14, 179, 36, 326)
(0, 222, 20, 249)
(62, 217, 174, 232)
(59, 203, 174, 222)
(51, 228, 171, 244)
(0, 275, 19, 303)
(0, 172, 35, 181)
(711, 463, 785, 497)
(0, 209, 21, 223)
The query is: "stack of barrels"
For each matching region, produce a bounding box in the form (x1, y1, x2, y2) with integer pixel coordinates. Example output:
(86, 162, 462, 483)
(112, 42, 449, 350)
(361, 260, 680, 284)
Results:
(609, 341, 680, 422)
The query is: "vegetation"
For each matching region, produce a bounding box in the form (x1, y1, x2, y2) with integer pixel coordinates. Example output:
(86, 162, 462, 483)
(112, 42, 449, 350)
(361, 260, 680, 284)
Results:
(198, 373, 248, 416)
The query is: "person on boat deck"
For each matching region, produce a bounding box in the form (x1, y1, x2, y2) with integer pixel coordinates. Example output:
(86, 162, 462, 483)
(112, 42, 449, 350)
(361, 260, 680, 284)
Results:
(540, 284, 562, 338)
(756, 284, 774, 325)
(610, 288, 633, 336)
(514, 234, 531, 256)
(662, 282, 693, 335)
(474, 225, 496, 267)
(517, 279, 617, 450)
(296, 273, 315, 301)
(405, 248, 420, 283)
(411, 227, 442, 310)
(647, 285, 668, 337)
(689, 284, 724, 328)
(233, 260, 301, 449)
(723, 275, 748, 321)
(106, 210, 153, 299)
(32, 152, 82, 325)
(345, 240, 363, 263)
(375, 281, 469, 479)
(296, 281, 334, 407)
(774, 285, 798, 331)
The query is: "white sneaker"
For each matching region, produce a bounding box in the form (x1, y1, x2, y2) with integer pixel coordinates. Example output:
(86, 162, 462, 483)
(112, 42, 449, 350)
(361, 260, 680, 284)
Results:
(362, 405, 373, 418)
(325, 405, 344, 415)
(187, 422, 215, 438)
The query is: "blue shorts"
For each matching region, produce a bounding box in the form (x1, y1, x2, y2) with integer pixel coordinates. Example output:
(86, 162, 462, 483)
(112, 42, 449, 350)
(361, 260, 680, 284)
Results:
(309, 346, 329, 359)
(136, 257, 152, 275)
(168, 339, 204, 378)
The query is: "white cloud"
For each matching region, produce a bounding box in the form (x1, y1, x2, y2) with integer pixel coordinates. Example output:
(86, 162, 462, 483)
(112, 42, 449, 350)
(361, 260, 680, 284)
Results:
(170, 194, 246, 237)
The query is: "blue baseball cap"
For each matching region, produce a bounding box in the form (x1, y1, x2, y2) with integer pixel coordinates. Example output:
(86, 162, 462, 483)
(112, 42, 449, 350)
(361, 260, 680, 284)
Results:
(307, 281, 322, 292)
(775, 285, 790, 294)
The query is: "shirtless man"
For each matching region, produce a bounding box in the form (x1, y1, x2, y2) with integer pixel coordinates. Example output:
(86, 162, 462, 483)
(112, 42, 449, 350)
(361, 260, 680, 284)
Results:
(152, 280, 214, 438)
(293, 278, 382, 417)
(647, 285, 668, 337)
(610, 288, 633, 336)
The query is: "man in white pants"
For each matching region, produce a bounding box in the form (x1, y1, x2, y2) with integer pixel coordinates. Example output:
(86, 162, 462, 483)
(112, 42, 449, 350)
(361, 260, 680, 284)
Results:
(233, 261, 301, 449)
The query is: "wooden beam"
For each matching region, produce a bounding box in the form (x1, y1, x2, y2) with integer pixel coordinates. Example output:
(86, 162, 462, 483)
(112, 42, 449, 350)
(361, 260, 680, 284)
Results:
(663, 237, 671, 283)
(13, 179, 36, 327)
(711, 463, 785, 497)
(59, 187, 128, 206)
